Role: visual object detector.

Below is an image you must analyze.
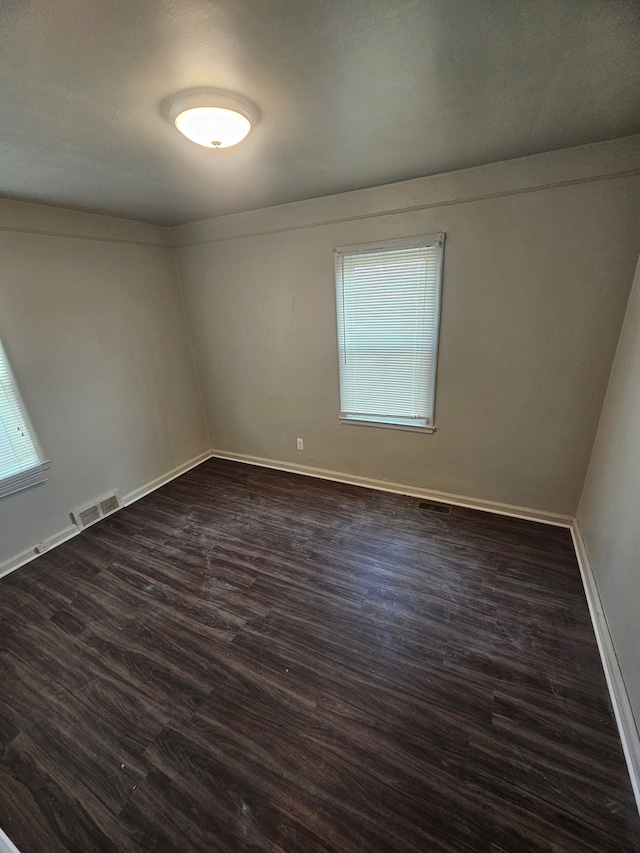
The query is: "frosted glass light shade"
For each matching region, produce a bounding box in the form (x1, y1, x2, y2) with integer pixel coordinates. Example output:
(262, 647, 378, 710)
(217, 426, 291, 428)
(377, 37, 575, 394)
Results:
(174, 107, 252, 149)
(164, 89, 260, 150)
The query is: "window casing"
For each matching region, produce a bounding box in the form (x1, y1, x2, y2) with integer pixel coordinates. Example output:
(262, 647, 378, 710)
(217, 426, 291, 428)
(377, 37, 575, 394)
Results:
(335, 233, 445, 431)
(0, 337, 49, 499)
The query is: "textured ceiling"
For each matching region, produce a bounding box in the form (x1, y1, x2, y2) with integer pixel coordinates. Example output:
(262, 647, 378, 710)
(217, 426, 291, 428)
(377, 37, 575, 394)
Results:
(0, 0, 638, 226)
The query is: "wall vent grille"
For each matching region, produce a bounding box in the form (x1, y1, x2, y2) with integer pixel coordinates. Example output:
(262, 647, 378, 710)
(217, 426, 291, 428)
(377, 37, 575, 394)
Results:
(99, 495, 120, 516)
(72, 491, 123, 531)
(78, 505, 101, 527)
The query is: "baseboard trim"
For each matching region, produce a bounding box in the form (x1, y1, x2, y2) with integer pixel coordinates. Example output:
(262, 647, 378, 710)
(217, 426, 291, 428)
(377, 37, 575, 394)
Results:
(571, 519, 640, 815)
(0, 828, 21, 853)
(209, 449, 572, 527)
(0, 450, 212, 582)
(0, 523, 78, 581)
(122, 450, 212, 506)
(0, 449, 570, 580)
(0, 449, 637, 827)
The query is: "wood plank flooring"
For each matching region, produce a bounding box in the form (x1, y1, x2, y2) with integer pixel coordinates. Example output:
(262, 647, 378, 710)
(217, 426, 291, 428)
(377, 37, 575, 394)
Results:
(0, 457, 638, 852)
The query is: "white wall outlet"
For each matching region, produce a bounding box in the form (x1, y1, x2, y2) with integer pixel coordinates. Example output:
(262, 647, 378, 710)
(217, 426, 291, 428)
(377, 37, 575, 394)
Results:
(296, 437, 304, 450)
(34, 540, 49, 554)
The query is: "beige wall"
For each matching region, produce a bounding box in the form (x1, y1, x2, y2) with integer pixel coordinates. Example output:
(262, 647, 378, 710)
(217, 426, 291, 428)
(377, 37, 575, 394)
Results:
(172, 137, 640, 516)
(0, 200, 208, 566)
(1, 137, 638, 574)
(0, 140, 638, 712)
(577, 253, 640, 729)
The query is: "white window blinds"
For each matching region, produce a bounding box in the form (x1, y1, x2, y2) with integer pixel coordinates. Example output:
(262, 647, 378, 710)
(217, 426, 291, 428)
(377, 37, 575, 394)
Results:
(0, 337, 49, 499)
(335, 233, 444, 429)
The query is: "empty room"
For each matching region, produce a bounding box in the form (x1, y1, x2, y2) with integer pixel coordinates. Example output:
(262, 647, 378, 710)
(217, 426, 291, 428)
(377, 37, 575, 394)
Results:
(0, 1, 639, 851)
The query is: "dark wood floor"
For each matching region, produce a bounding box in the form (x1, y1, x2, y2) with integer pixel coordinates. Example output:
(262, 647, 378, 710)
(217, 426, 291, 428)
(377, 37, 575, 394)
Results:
(0, 458, 638, 852)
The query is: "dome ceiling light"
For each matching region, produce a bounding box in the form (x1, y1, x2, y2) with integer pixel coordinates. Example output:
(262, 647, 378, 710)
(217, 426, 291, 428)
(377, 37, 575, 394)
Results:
(163, 89, 260, 149)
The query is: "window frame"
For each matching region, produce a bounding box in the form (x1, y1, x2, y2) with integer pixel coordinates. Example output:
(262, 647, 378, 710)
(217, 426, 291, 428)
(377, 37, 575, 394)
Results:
(334, 232, 445, 434)
(0, 336, 50, 500)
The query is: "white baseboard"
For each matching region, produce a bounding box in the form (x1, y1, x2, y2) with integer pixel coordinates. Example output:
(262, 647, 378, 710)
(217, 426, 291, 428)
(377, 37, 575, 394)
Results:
(0, 523, 78, 581)
(571, 519, 640, 815)
(0, 451, 212, 582)
(0, 448, 569, 581)
(122, 450, 212, 506)
(0, 450, 637, 829)
(0, 828, 21, 853)
(209, 450, 639, 816)
(209, 449, 573, 527)
(0, 450, 214, 852)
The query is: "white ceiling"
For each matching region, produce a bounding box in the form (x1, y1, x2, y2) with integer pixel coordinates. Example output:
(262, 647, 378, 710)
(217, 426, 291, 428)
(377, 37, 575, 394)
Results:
(0, 0, 638, 226)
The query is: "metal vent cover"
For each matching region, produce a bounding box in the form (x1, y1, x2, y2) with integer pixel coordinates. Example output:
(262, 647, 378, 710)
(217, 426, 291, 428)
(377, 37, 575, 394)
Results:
(72, 491, 123, 530)
(78, 505, 101, 527)
(100, 495, 120, 515)
(418, 500, 452, 515)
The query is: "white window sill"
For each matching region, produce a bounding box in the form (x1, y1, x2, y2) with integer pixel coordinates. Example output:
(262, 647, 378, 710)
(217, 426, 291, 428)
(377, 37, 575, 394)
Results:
(340, 418, 436, 435)
(0, 460, 51, 501)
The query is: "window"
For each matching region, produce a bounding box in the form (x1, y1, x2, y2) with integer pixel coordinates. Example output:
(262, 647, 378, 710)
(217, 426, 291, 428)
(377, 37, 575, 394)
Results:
(0, 336, 49, 499)
(335, 232, 445, 431)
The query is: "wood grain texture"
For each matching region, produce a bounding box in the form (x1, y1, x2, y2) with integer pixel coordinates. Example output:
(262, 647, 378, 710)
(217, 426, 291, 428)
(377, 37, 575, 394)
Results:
(0, 458, 638, 852)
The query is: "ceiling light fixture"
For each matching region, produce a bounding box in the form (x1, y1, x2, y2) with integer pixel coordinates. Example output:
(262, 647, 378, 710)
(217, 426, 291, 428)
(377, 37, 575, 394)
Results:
(163, 88, 260, 149)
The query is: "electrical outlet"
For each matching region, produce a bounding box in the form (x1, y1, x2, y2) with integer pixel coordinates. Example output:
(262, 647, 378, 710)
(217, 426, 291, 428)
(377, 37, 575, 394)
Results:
(296, 437, 304, 450)
(34, 540, 49, 554)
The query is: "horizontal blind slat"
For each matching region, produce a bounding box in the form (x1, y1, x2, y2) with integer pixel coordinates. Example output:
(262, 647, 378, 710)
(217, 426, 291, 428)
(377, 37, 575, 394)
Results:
(336, 234, 444, 426)
(0, 338, 48, 496)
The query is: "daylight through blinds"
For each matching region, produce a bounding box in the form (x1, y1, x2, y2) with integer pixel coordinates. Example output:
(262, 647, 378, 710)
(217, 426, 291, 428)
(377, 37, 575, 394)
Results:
(0, 338, 49, 499)
(335, 234, 444, 428)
